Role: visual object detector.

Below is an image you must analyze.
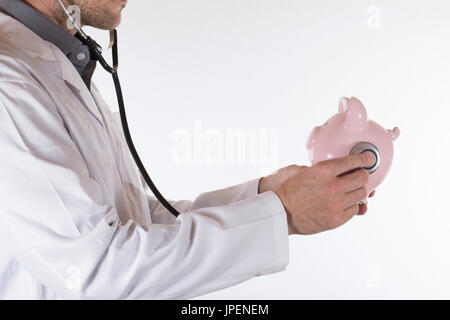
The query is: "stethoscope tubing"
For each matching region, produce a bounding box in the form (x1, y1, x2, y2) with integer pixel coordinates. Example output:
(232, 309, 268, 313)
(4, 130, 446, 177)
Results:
(84, 30, 181, 218)
(56, 0, 181, 218)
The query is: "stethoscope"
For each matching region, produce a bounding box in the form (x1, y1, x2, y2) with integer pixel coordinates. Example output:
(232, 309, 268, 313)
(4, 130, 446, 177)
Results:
(56, 0, 181, 218)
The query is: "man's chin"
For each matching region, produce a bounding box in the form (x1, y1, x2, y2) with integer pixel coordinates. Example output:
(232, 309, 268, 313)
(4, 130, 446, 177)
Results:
(89, 15, 122, 30)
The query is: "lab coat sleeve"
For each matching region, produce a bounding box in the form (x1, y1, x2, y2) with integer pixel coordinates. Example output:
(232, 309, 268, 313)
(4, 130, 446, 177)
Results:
(144, 178, 262, 224)
(0, 81, 289, 299)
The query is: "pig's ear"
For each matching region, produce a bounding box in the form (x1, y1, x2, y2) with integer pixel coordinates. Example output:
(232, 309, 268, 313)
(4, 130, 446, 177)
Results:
(388, 127, 400, 141)
(344, 97, 368, 130)
(338, 97, 349, 113)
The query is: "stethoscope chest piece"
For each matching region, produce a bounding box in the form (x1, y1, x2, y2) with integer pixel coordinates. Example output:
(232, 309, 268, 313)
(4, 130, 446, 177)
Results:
(349, 142, 380, 174)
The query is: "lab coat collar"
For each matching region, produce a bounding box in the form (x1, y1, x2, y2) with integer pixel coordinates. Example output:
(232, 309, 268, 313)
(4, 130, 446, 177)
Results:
(0, 11, 105, 127)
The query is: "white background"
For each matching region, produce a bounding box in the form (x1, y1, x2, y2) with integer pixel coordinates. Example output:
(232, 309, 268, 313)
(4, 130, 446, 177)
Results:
(90, 0, 450, 299)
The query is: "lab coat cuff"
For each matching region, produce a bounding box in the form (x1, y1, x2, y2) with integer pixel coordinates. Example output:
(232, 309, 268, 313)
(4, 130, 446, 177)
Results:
(240, 177, 262, 198)
(254, 190, 290, 277)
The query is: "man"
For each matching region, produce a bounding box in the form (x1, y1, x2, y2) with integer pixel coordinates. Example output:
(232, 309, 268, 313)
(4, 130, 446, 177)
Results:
(0, 0, 375, 299)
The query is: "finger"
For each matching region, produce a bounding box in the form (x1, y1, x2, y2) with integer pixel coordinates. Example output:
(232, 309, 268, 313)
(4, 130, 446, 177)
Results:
(338, 169, 370, 193)
(341, 203, 359, 224)
(326, 153, 376, 177)
(337, 167, 361, 177)
(344, 186, 368, 208)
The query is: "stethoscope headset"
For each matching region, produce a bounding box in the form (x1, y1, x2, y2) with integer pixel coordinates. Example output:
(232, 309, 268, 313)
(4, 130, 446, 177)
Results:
(56, 0, 181, 218)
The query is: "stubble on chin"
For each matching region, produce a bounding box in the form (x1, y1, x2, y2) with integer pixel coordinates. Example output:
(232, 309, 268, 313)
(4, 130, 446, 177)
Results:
(53, 0, 124, 31)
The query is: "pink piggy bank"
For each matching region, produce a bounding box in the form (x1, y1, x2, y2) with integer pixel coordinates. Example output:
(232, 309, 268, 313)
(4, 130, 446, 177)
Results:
(306, 97, 400, 203)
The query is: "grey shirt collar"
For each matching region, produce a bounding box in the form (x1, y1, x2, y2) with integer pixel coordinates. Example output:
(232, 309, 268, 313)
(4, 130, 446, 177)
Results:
(0, 0, 94, 88)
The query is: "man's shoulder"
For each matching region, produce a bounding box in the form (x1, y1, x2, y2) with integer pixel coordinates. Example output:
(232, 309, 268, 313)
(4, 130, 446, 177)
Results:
(0, 36, 39, 85)
(0, 12, 58, 85)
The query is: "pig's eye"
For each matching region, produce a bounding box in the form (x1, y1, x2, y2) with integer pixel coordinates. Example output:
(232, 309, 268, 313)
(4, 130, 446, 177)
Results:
(323, 121, 329, 126)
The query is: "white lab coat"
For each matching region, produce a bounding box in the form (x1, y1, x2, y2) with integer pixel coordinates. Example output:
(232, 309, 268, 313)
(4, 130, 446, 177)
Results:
(0, 12, 289, 299)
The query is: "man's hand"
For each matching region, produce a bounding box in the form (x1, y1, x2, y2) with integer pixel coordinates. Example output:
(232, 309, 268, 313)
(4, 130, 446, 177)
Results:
(271, 153, 376, 235)
(258, 159, 375, 217)
(258, 165, 308, 194)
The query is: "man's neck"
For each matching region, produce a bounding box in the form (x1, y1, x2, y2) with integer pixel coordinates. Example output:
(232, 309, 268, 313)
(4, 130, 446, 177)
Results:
(23, 0, 77, 35)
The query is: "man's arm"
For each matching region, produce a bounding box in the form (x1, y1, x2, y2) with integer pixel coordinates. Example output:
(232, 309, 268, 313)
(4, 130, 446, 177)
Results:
(144, 177, 262, 224)
(0, 80, 289, 299)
